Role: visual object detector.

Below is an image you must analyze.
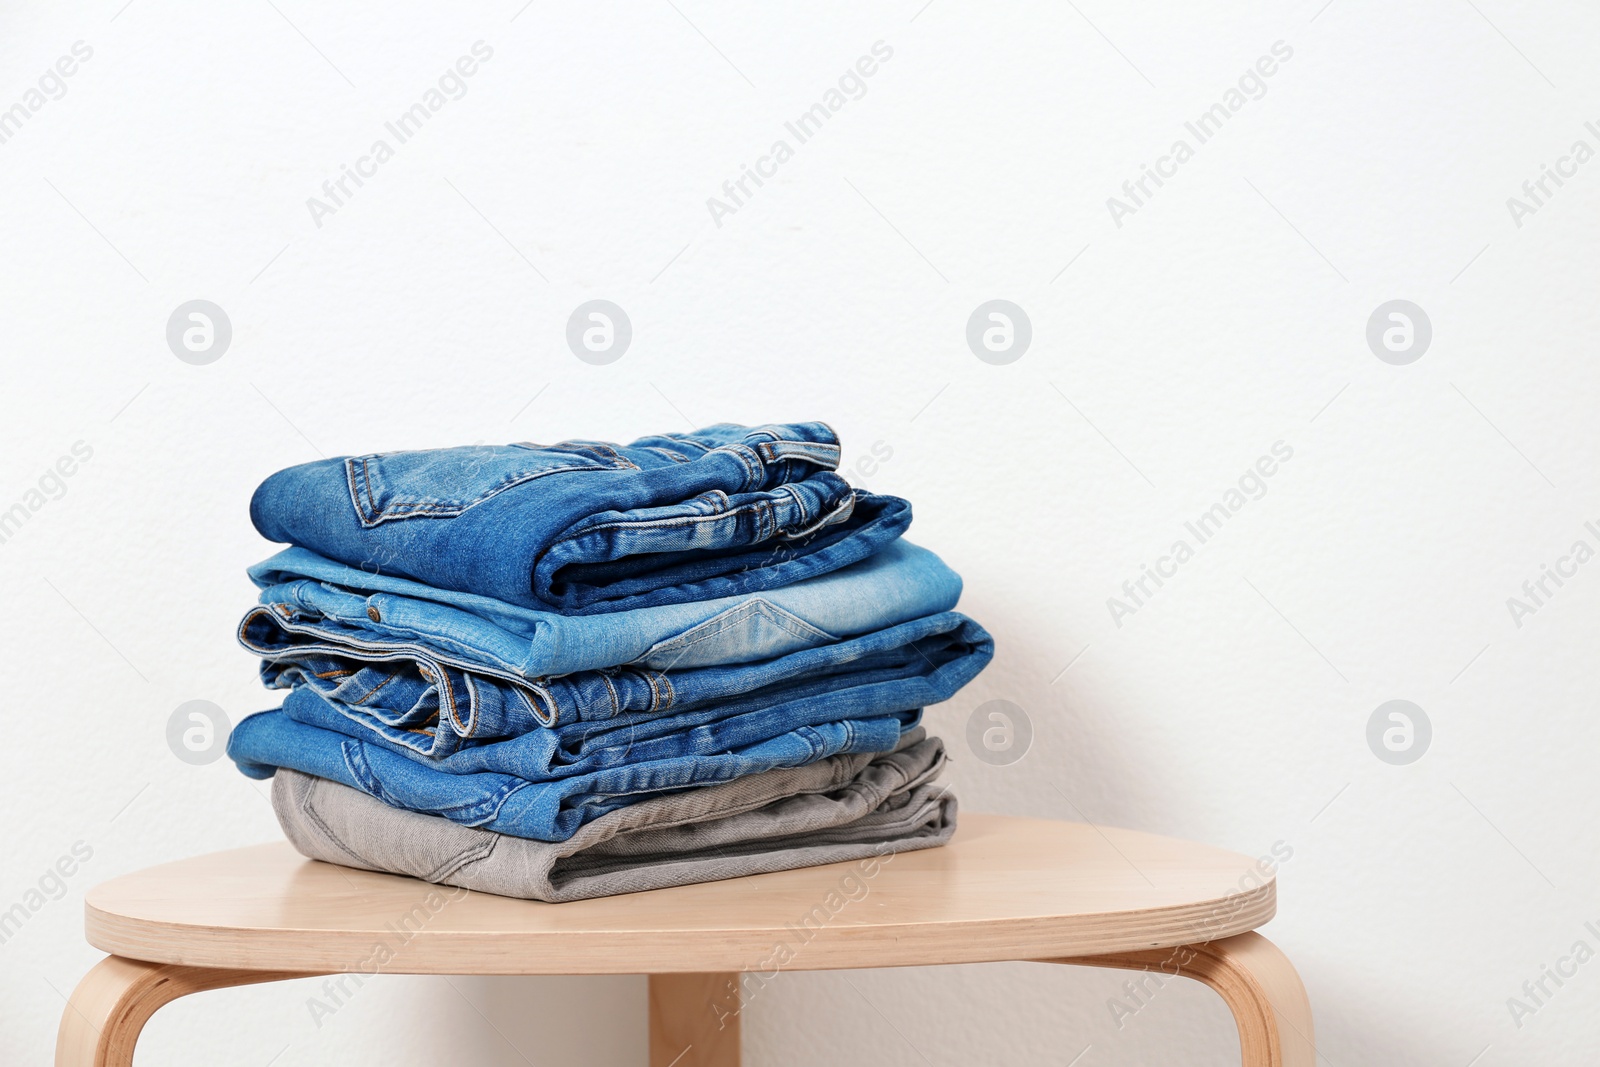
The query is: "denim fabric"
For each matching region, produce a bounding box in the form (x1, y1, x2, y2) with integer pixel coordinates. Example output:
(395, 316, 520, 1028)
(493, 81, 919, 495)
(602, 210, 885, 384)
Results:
(270, 733, 955, 901)
(227, 700, 919, 842)
(242, 610, 990, 757)
(249, 423, 912, 613)
(243, 539, 962, 681)
(257, 606, 985, 778)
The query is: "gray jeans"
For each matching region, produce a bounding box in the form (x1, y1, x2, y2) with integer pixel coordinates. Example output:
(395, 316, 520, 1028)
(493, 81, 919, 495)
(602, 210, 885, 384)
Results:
(271, 731, 956, 902)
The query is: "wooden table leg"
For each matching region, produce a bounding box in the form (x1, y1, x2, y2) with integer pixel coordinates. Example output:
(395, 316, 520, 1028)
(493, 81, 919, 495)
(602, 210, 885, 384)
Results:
(55, 956, 319, 1067)
(649, 972, 741, 1067)
(1046, 932, 1316, 1067)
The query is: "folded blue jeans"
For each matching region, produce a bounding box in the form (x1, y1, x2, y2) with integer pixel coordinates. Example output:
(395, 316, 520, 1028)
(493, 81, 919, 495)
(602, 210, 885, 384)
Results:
(249, 423, 911, 614)
(241, 611, 991, 757)
(228, 700, 922, 842)
(243, 538, 962, 681)
(255, 606, 987, 778)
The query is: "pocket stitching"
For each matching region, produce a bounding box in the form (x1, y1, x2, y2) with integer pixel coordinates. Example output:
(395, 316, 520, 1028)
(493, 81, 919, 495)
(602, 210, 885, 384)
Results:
(347, 446, 631, 527)
(638, 598, 839, 664)
(341, 740, 527, 827)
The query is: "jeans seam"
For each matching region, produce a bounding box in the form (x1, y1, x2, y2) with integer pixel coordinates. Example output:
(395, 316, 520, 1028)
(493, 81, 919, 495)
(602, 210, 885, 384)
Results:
(637, 598, 839, 661)
(544, 440, 639, 470)
(455, 673, 478, 736)
(240, 607, 532, 691)
(349, 672, 396, 707)
(294, 776, 371, 867)
(708, 442, 762, 489)
(346, 455, 622, 527)
(562, 486, 843, 538)
(343, 740, 526, 825)
(424, 836, 499, 882)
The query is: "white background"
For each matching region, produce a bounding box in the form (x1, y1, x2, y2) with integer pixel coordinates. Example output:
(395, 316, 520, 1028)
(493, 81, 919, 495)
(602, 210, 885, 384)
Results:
(3, 1, 1598, 1064)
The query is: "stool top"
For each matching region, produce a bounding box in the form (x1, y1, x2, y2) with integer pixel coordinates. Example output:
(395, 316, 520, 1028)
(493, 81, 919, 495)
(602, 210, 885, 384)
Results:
(84, 814, 1275, 974)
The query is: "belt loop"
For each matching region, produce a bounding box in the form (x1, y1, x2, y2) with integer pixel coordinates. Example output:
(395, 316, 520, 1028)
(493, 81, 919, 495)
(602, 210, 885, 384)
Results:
(754, 439, 842, 470)
(781, 488, 856, 539)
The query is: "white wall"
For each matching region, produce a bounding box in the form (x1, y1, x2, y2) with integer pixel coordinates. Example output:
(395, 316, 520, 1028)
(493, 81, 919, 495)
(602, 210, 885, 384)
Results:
(3, 1, 1597, 1063)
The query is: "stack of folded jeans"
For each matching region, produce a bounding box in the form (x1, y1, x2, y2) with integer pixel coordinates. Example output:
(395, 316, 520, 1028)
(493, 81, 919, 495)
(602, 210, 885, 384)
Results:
(226, 422, 992, 901)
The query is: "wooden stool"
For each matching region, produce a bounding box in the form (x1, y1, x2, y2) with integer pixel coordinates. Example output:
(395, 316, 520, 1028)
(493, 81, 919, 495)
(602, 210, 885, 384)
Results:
(55, 813, 1314, 1066)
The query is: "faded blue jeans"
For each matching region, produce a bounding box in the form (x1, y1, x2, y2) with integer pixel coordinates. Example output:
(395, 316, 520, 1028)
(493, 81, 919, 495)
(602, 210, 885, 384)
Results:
(243, 538, 962, 682)
(227, 610, 990, 841)
(241, 610, 991, 757)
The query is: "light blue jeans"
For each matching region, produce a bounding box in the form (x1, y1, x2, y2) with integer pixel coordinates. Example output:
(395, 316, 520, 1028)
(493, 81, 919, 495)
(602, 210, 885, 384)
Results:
(245, 538, 961, 679)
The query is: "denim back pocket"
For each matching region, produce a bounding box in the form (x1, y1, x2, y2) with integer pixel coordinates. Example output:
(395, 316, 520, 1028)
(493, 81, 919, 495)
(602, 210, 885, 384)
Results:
(637, 597, 840, 670)
(340, 739, 528, 828)
(346, 441, 638, 527)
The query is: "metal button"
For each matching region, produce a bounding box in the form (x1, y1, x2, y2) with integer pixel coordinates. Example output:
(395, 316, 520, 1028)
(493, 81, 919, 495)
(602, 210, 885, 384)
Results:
(367, 605, 381, 623)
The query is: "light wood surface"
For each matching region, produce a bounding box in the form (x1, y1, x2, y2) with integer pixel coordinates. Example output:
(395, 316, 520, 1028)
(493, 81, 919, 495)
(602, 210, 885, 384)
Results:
(649, 973, 740, 1067)
(84, 814, 1275, 974)
(53, 956, 317, 1067)
(1059, 932, 1317, 1067)
(61, 814, 1312, 1066)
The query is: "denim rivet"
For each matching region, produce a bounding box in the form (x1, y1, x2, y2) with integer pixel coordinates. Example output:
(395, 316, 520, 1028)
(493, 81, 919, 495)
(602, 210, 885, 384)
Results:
(367, 605, 381, 622)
